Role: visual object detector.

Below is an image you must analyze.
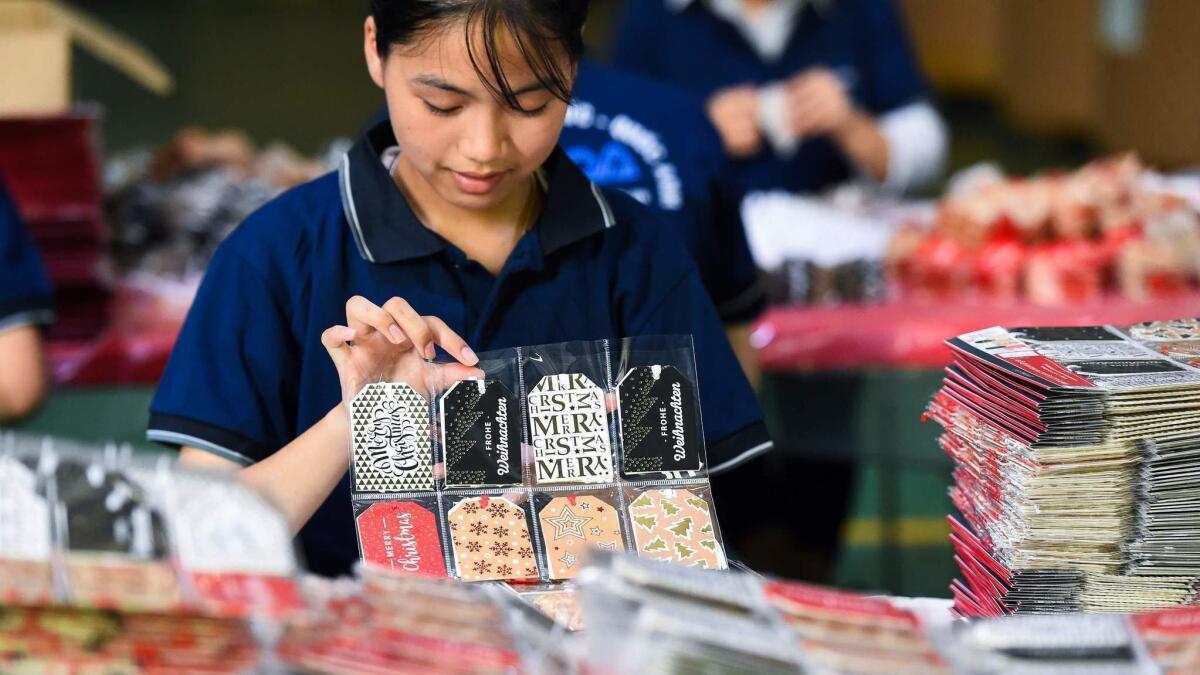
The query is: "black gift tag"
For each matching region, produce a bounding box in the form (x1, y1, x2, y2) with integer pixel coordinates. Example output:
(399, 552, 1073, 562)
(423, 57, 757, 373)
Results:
(440, 379, 521, 486)
(53, 460, 171, 558)
(617, 365, 702, 475)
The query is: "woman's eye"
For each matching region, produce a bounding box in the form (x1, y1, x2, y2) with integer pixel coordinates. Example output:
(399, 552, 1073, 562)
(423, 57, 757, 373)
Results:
(514, 103, 549, 118)
(424, 101, 461, 116)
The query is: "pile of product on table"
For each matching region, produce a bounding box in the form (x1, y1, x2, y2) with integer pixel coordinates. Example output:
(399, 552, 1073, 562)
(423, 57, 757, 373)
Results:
(929, 317, 1200, 618)
(10, 431, 1200, 673)
(752, 154, 1200, 307)
(888, 156, 1200, 305)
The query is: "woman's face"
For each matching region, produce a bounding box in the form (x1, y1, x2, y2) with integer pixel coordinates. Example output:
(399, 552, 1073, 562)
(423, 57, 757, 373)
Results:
(364, 17, 572, 212)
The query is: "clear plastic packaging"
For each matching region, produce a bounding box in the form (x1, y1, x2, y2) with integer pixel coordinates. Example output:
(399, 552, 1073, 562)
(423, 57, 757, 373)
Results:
(345, 336, 729, 588)
(0, 432, 305, 619)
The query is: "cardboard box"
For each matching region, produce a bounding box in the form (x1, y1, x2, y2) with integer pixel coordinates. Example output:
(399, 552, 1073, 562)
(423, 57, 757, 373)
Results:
(998, 0, 1100, 135)
(899, 0, 1003, 96)
(0, 0, 171, 116)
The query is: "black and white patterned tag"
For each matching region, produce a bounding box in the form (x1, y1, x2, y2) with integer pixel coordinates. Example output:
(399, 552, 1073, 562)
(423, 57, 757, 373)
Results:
(617, 365, 703, 475)
(528, 373, 614, 484)
(440, 379, 521, 487)
(350, 382, 434, 493)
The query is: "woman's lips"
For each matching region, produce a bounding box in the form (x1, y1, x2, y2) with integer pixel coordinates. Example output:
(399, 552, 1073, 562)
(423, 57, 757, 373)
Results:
(451, 169, 507, 195)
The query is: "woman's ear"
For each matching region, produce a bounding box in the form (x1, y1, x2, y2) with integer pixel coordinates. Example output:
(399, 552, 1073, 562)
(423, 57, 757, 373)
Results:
(364, 16, 386, 88)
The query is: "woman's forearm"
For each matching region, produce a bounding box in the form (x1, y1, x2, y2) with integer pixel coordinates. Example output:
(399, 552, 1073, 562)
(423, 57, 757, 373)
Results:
(241, 404, 350, 534)
(831, 109, 890, 182)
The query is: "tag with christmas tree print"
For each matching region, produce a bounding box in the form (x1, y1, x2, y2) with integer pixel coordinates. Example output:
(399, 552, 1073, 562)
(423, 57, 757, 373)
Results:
(528, 373, 613, 484)
(617, 366, 702, 476)
(440, 379, 521, 487)
(350, 383, 433, 493)
(448, 496, 538, 582)
(628, 488, 725, 569)
(538, 495, 624, 580)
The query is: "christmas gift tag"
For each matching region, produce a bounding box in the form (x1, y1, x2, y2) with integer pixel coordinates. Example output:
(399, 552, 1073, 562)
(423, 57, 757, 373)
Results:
(617, 366, 703, 476)
(54, 461, 180, 610)
(356, 501, 446, 577)
(169, 473, 295, 576)
(350, 383, 433, 493)
(448, 497, 537, 582)
(528, 374, 613, 484)
(440, 379, 521, 487)
(628, 489, 725, 569)
(538, 495, 624, 580)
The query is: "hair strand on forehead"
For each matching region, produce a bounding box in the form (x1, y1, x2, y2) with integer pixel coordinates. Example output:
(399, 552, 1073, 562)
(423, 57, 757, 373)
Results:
(372, 0, 586, 111)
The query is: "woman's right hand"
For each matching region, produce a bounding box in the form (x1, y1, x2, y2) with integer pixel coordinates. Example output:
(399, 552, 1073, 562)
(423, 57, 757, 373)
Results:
(321, 295, 483, 401)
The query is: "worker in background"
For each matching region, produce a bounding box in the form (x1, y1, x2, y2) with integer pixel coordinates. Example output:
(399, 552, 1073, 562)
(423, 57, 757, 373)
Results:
(0, 176, 53, 422)
(612, 0, 948, 196)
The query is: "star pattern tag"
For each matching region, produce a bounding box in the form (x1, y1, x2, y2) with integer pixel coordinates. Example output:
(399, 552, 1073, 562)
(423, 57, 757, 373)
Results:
(350, 382, 433, 493)
(448, 497, 538, 582)
(628, 489, 726, 570)
(440, 379, 521, 487)
(356, 501, 447, 577)
(538, 495, 624, 580)
(617, 366, 703, 476)
(528, 373, 614, 484)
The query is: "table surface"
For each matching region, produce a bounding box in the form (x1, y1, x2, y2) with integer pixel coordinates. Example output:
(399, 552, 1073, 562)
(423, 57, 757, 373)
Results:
(752, 292, 1200, 371)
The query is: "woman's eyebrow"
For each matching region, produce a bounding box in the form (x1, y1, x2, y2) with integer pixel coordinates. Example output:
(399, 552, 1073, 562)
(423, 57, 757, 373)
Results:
(412, 74, 549, 97)
(413, 75, 474, 97)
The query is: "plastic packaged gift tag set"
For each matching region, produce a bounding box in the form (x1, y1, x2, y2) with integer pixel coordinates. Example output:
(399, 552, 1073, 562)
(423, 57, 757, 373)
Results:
(0, 434, 304, 618)
(348, 336, 727, 584)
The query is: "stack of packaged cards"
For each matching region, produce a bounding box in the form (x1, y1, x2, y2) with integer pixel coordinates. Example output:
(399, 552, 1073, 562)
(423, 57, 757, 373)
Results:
(0, 433, 307, 672)
(347, 336, 728, 587)
(763, 579, 951, 674)
(931, 320, 1200, 617)
(578, 552, 805, 674)
(945, 613, 1156, 673)
(280, 568, 534, 674)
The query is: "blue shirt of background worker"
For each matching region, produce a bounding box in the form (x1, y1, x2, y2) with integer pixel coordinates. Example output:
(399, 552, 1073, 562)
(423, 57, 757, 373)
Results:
(612, 0, 947, 196)
(561, 59, 765, 324)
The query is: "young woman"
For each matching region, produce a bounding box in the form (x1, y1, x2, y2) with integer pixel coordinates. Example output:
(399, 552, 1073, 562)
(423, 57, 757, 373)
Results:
(148, 0, 771, 576)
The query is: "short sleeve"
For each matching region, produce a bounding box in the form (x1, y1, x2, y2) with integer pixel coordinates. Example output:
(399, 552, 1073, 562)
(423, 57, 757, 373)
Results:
(858, 0, 928, 113)
(147, 243, 300, 465)
(616, 211, 773, 473)
(0, 178, 53, 332)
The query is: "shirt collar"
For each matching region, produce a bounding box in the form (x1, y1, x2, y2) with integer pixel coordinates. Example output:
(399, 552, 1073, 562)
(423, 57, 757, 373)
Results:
(338, 120, 615, 264)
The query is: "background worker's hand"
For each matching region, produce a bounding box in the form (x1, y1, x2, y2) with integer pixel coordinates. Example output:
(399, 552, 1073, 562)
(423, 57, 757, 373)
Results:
(707, 84, 763, 158)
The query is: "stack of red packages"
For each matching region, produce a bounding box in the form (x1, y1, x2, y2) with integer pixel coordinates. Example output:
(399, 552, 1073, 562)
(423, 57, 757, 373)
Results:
(889, 155, 1200, 305)
(764, 580, 951, 674)
(0, 114, 112, 342)
(928, 323, 1200, 616)
(280, 569, 530, 674)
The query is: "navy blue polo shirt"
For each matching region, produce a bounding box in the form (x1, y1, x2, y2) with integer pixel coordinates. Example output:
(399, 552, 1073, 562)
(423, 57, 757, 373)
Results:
(563, 60, 764, 323)
(612, 0, 928, 194)
(0, 177, 53, 332)
(148, 121, 772, 576)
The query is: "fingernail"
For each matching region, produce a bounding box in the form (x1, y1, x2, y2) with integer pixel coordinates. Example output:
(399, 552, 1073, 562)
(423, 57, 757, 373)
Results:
(424, 344, 436, 359)
(461, 346, 478, 365)
(389, 325, 403, 343)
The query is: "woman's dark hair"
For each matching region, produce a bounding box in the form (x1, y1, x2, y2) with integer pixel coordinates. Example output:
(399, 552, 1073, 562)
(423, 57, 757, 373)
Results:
(370, 0, 589, 111)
